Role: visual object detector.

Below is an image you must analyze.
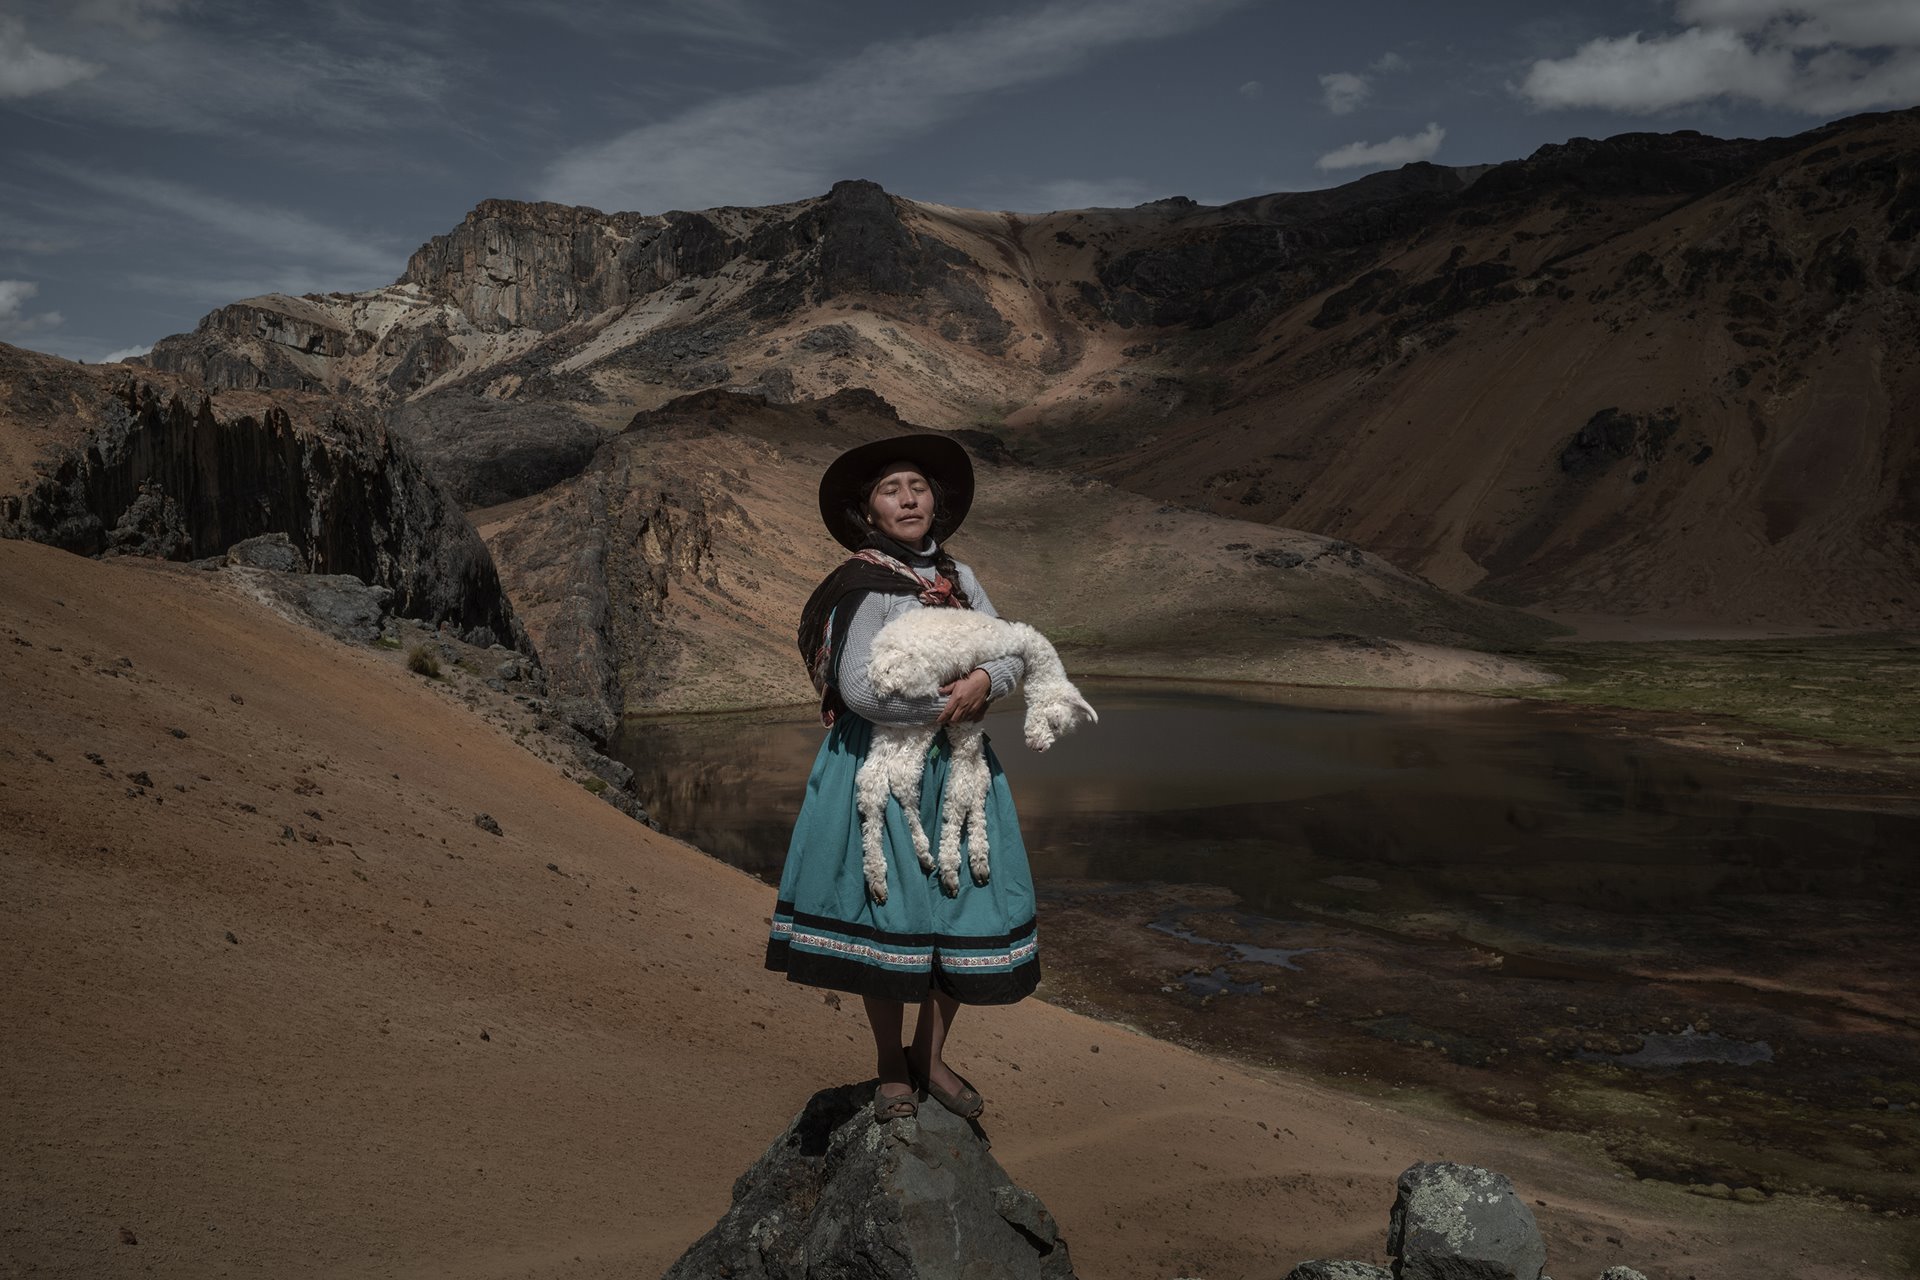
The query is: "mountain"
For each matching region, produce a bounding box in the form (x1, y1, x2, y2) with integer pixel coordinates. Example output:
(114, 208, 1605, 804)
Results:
(140, 110, 1920, 639)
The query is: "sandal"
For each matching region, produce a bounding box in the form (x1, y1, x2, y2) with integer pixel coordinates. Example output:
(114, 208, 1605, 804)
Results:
(872, 1082, 919, 1123)
(913, 1065, 986, 1120)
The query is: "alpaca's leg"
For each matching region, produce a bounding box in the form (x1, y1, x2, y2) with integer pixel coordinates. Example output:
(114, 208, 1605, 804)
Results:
(855, 750, 890, 904)
(941, 724, 990, 891)
(960, 741, 991, 886)
(891, 728, 935, 871)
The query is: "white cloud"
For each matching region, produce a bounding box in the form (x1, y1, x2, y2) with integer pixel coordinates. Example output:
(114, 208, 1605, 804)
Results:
(1319, 70, 1371, 115)
(1238, 78, 1263, 98)
(960, 175, 1166, 214)
(3, 3, 452, 137)
(539, 0, 1248, 213)
(498, 0, 782, 48)
(1319, 52, 1407, 116)
(0, 279, 65, 336)
(0, 280, 40, 317)
(1316, 122, 1446, 171)
(1518, 0, 1920, 114)
(98, 344, 154, 362)
(29, 158, 404, 284)
(0, 16, 101, 98)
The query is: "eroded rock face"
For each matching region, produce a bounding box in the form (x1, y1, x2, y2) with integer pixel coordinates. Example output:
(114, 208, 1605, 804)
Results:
(664, 1082, 1075, 1280)
(1386, 1162, 1546, 1280)
(401, 198, 660, 333)
(0, 346, 524, 647)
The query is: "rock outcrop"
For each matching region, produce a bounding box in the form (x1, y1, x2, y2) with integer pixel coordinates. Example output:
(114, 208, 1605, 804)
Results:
(0, 343, 523, 647)
(1386, 1161, 1547, 1280)
(663, 1082, 1075, 1280)
(1287, 1160, 1671, 1280)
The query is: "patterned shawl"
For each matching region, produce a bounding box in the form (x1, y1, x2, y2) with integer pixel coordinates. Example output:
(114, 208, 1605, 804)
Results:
(797, 535, 962, 726)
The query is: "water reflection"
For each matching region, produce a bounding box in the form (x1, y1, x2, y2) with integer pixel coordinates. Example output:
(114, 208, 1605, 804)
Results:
(610, 681, 1920, 1206)
(610, 680, 1919, 925)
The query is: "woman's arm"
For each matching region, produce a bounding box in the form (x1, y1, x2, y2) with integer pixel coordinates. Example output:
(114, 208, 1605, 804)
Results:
(834, 592, 950, 725)
(958, 566, 1025, 699)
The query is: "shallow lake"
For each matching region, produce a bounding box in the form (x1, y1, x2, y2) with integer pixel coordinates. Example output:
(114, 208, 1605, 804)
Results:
(610, 680, 1920, 1207)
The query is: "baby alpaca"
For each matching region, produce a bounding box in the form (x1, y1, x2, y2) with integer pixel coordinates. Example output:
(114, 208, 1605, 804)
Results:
(855, 608, 1096, 903)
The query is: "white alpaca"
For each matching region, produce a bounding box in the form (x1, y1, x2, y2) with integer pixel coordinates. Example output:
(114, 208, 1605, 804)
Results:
(855, 608, 1096, 904)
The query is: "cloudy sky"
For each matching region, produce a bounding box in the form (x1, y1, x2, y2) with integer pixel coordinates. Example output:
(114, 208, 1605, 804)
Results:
(3, 0, 1916, 362)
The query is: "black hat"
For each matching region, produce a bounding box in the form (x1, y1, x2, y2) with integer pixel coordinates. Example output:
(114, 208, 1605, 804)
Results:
(818, 433, 974, 551)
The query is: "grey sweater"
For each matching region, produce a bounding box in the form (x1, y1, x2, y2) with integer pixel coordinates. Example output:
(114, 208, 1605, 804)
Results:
(834, 548, 1025, 726)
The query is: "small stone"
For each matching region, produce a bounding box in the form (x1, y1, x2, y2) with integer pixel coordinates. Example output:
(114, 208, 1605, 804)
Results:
(1599, 1268, 1649, 1280)
(127, 771, 153, 788)
(474, 813, 503, 837)
(119, 1227, 138, 1246)
(480, 1029, 491, 1041)
(85, 752, 105, 767)
(116, 656, 133, 667)
(546, 862, 560, 873)
(225, 931, 239, 945)
(1090, 1044, 1099, 1053)
(168, 727, 188, 739)
(229, 693, 244, 704)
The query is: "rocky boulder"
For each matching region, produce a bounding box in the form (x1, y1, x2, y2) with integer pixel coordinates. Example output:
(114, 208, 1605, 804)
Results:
(1385, 1162, 1546, 1280)
(1284, 1262, 1392, 1280)
(663, 1081, 1076, 1280)
(226, 532, 303, 572)
(231, 569, 393, 644)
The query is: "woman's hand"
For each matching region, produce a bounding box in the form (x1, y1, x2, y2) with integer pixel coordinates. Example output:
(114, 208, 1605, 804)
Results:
(936, 668, 992, 725)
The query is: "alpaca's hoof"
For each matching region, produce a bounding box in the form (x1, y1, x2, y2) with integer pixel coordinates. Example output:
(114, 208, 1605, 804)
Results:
(972, 868, 991, 886)
(867, 881, 888, 905)
(940, 873, 959, 897)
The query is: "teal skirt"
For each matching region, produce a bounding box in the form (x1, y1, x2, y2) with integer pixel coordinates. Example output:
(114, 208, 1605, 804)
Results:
(764, 714, 1040, 1004)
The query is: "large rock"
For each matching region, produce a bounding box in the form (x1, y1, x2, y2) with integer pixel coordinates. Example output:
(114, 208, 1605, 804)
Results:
(663, 1082, 1076, 1280)
(1285, 1262, 1393, 1280)
(231, 569, 392, 644)
(1386, 1162, 1546, 1280)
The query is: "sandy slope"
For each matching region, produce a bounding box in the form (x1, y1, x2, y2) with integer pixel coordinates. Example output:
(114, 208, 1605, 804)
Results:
(3, 539, 1911, 1279)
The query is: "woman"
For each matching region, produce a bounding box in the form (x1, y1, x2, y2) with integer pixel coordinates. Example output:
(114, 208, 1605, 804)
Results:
(765, 432, 1040, 1123)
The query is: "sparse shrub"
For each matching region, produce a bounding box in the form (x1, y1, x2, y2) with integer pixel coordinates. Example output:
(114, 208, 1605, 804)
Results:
(406, 644, 442, 678)
(582, 776, 608, 795)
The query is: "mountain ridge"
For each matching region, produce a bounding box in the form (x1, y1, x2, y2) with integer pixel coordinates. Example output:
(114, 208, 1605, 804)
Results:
(138, 108, 1920, 632)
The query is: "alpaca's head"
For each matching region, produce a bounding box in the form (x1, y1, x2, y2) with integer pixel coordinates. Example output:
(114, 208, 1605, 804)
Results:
(1024, 688, 1097, 751)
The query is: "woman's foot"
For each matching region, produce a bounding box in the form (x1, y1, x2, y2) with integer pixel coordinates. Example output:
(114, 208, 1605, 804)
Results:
(872, 1081, 918, 1122)
(872, 1043, 918, 1123)
(908, 1054, 985, 1119)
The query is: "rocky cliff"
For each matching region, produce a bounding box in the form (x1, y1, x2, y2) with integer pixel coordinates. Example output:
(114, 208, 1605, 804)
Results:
(0, 343, 521, 645)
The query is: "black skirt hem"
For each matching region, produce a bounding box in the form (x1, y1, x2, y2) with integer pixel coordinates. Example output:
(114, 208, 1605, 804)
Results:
(765, 939, 1040, 1006)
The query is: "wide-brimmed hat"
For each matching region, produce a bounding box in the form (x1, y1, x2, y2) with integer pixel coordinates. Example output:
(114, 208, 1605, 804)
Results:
(818, 433, 974, 550)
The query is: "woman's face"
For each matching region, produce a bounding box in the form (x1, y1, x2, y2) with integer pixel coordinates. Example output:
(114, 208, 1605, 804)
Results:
(865, 463, 935, 546)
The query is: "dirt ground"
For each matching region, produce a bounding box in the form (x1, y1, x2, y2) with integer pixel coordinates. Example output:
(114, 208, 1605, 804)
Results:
(4, 538, 1915, 1279)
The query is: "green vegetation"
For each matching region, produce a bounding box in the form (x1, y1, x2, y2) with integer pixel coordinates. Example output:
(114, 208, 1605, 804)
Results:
(405, 644, 442, 679)
(581, 776, 608, 795)
(1489, 634, 1920, 757)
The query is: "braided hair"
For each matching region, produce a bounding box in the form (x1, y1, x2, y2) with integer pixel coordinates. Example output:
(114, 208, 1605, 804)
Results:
(848, 467, 974, 609)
